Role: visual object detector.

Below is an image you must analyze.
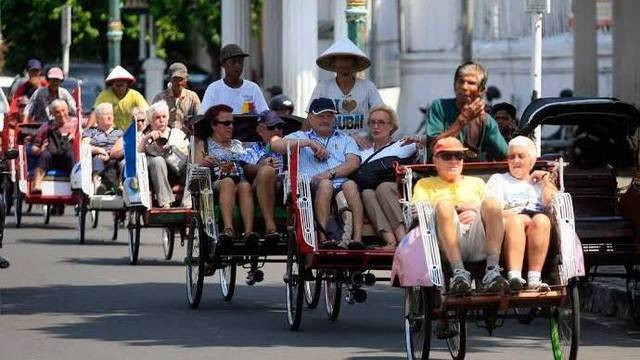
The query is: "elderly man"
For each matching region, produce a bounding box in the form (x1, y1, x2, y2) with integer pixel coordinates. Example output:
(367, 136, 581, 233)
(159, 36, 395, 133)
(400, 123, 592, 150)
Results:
(83, 103, 124, 194)
(31, 100, 77, 193)
(243, 110, 286, 242)
(27, 67, 77, 123)
(411, 137, 507, 294)
(271, 98, 364, 248)
(152, 62, 201, 131)
(407, 62, 508, 160)
(90, 66, 148, 130)
(199, 44, 268, 115)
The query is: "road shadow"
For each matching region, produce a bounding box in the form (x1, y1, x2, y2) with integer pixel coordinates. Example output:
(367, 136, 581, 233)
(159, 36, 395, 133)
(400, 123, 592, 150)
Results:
(59, 257, 183, 267)
(10, 223, 76, 230)
(18, 238, 125, 246)
(2, 281, 639, 356)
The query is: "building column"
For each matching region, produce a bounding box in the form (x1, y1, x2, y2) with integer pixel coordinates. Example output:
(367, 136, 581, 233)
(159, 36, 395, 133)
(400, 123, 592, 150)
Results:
(334, 0, 348, 41)
(282, 0, 318, 116)
(222, 0, 251, 52)
(263, 0, 283, 91)
(573, 0, 598, 96)
(613, 0, 640, 106)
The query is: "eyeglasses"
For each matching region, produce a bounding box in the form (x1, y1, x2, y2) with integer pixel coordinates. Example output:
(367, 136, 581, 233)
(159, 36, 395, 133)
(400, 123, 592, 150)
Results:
(267, 124, 283, 130)
(136, 118, 145, 123)
(368, 120, 388, 127)
(214, 120, 233, 127)
(437, 152, 464, 161)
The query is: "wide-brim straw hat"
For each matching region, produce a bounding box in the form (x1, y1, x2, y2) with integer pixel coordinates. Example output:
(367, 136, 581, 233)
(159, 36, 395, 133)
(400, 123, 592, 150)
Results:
(316, 38, 371, 73)
(105, 65, 136, 85)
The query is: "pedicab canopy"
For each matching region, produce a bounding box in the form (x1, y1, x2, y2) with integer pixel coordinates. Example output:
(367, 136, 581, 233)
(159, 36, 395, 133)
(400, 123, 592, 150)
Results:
(517, 97, 640, 136)
(192, 113, 303, 143)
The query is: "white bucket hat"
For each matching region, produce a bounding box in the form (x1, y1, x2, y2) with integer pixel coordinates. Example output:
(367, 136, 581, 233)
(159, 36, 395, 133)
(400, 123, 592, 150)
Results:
(316, 38, 371, 73)
(105, 65, 136, 85)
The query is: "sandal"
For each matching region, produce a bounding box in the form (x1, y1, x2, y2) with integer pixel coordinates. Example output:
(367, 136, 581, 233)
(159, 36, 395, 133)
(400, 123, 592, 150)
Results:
(218, 228, 235, 248)
(264, 229, 281, 247)
(319, 239, 340, 249)
(242, 231, 260, 248)
(346, 241, 366, 250)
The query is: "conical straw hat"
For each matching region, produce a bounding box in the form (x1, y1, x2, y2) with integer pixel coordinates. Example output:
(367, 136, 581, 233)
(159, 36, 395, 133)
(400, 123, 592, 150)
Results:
(316, 38, 371, 72)
(105, 65, 136, 85)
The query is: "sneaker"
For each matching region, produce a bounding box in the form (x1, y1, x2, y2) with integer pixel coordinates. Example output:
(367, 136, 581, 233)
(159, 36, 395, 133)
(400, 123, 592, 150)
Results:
(481, 267, 508, 293)
(508, 276, 526, 291)
(527, 280, 551, 292)
(449, 269, 472, 295)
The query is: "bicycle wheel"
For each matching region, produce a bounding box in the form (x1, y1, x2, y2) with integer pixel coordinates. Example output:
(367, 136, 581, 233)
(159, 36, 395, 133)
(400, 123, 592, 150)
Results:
(43, 204, 51, 225)
(285, 231, 304, 330)
(127, 210, 141, 265)
(304, 269, 322, 308)
(162, 227, 175, 260)
(404, 287, 433, 360)
(13, 192, 22, 227)
(186, 215, 206, 308)
(323, 270, 341, 321)
(78, 196, 87, 244)
(220, 258, 236, 301)
(550, 280, 580, 360)
(446, 310, 467, 360)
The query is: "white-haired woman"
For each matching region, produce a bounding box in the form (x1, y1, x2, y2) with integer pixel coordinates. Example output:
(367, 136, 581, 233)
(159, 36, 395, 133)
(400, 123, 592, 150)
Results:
(356, 105, 417, 248)
(138, 101, 189, 208)
(485, 136, 557, 291)
(83, 102, 124, 194)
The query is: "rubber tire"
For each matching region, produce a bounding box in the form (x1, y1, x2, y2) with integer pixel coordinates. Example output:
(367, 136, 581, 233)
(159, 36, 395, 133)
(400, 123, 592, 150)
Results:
(3, 180, 13, 216)
(43, 204, 51, 225)
(91, 210, 99, 228)
(0, 195, 5, 247)
(220, 259, 236, 301)
(323, 271, 342, 321)
(446, 310, 467, 360)
(186, 215, 206, 309)
(162, 228, 175, 260)
(78, 197, 87, 244)
(13, 192, 22, 228)
(111, 212, 120, 241)
(550, 281, 580, 360)
(404, 287, 432, 360)
(285, 232, 304, 331)
(127, 210, 141, 265)
(304, 269, 322, 309)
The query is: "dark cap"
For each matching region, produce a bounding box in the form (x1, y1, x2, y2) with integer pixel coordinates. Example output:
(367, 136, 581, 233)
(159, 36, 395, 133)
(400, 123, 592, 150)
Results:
(220, 44, 250, 63)
(27, 58, 42, 70)
(308, 98, 337, 115)
(491, 102, 517, 119)
(168, 62, 188, 79)
(258, 110, 285, 127)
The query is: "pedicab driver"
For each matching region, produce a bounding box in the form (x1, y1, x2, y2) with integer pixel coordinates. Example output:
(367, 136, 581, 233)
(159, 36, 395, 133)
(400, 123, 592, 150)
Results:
(410, 137, 507, 294)
(199, 44, 268, 115)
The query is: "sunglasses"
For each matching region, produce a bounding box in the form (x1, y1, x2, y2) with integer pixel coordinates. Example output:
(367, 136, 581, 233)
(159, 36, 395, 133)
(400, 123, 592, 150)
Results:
(437, 152, 464, 161)
(267, 124, 283, 130)
(214, 120, 233, 127)
(136, 119, 145, 123)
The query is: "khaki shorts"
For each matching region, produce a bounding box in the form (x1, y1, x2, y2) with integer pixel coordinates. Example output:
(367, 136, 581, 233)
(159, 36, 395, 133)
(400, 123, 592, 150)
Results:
(436, 209, 487, 262)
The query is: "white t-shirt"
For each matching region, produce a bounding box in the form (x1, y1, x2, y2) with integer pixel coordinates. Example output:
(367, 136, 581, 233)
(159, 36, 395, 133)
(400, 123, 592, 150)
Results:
(308, 78, 384, 136)
(485, 172, 544, 213)
(359, 141, 417, 163)
(199, 79, 269, 115)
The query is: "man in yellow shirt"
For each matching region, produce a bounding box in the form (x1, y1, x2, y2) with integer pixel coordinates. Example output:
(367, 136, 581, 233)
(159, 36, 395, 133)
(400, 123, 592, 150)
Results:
(89, 66, 148, 130)
(412, 137, 507, 294)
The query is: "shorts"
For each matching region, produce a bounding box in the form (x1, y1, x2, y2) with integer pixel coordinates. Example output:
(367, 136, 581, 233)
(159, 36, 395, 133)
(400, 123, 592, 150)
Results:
(436, 209, 487, 262)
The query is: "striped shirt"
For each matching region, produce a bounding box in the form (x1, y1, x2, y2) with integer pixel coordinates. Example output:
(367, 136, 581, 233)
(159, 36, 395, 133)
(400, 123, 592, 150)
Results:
(284, 129, 360, 188)
(206, 138, 253, 180)
(83, 127, 124, 151)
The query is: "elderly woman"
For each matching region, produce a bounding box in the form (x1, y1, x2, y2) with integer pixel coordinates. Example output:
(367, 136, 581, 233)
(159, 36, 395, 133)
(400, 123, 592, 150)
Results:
(355, 105, 417, 248)
(193, 104, 258, 247)
(137, 101, 189, 208)
(485, 136, 557, 291)
(83, 103, 124, 194)
(309, 38, 383, 148)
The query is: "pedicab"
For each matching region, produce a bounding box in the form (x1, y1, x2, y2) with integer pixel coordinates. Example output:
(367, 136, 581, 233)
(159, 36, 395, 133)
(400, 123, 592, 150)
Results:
(185, 114, 303, 308)
(517, 97, 640, 325)
(12, 116, 81, 227)
(122, 122, 193, 265)
(283, 139, 414, 331)
(392, 156, 584, 360)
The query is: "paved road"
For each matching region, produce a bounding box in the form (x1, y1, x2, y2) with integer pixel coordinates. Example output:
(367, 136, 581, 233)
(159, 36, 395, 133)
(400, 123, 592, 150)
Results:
(1, 208, 639, 359)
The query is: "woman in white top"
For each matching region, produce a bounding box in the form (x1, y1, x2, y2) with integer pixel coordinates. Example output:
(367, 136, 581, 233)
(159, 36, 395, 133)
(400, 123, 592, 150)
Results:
(356, 105, 417, 248)
(138, 101, 189, 208)
(309, 38, 383, 147)
(485, 136, 557, 291)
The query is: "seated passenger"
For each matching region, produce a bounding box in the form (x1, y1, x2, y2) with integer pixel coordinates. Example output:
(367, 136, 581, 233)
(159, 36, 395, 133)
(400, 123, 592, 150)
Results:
(243, 110, 286, 243)
(485, 136, 557, 291)
(355, 105, 417, 248)
(31, 100, 76, 193)
(83, 103, 124, 194)
(410, 137, 507, 294)
(271, 98, 363, 249)
(131, 107, 147, 133)
(193, 104, 258, 246)
(137, 101, 189, 208)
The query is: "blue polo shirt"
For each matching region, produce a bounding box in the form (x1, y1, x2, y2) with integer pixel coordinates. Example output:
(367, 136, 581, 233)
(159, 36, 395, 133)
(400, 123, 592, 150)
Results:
(284, 129, 360, 188)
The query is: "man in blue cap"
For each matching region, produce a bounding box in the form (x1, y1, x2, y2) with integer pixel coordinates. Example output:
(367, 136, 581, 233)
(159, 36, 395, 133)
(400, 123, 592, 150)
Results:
(271, 98, 364, 249)
(244, 110, 286, 243)
(10, 58, 47, 115)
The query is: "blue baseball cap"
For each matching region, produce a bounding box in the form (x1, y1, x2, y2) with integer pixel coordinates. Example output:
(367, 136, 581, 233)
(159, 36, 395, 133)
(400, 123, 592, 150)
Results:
(308, 97, 337, 115)
(258, 110, 285, 127)
(27, 58, 42, 70)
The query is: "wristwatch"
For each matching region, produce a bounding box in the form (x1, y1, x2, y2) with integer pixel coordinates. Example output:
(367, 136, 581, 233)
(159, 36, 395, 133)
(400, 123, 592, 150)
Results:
(329, 169, 337, 180)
